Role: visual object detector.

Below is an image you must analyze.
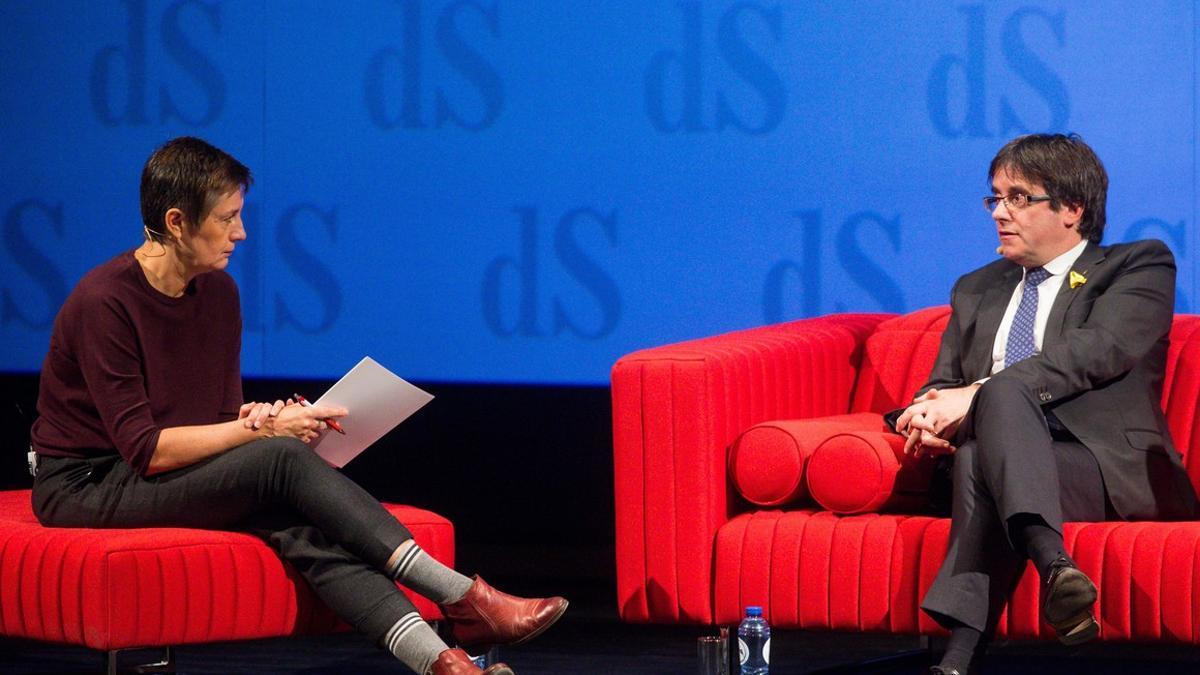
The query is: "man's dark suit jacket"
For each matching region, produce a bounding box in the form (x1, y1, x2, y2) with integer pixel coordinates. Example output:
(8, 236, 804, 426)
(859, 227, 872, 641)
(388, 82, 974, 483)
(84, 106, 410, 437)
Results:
(908, 238, 1198, 521)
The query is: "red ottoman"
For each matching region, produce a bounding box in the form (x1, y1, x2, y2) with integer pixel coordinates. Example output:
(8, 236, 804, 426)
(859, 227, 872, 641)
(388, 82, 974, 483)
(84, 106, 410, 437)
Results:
(0, 489, 454, 653)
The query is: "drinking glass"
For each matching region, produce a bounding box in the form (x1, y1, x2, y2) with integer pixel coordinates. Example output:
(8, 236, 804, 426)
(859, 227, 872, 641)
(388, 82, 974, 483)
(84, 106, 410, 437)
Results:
(697, 634, 729, 675)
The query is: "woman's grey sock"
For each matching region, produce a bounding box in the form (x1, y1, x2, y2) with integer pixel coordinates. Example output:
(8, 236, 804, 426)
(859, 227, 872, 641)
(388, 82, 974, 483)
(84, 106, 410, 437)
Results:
(387, 540, 474, 605)
(383, 611, 447, 675)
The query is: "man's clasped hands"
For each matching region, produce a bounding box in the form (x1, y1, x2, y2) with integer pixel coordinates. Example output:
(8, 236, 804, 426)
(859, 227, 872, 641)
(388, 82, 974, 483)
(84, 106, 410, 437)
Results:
(894, 383, 982, 457)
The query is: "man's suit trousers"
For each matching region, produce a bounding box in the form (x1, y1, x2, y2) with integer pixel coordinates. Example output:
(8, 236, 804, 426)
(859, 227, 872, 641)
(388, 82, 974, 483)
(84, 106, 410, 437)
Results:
(920, 376, 1108, 633)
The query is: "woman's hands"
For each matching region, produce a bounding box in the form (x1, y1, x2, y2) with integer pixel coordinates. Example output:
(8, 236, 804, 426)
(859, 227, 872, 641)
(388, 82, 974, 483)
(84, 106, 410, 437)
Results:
(270, 402, 348, 443)
(239, 399, 348, 443)
(239, 400, 288, 430)
(151, 400, 348, 475)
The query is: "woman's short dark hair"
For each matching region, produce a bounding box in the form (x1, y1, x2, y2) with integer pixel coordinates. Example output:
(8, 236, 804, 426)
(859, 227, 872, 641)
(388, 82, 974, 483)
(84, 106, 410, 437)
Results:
(988, 133, 1107, 243)
(140, 137, 252, 242)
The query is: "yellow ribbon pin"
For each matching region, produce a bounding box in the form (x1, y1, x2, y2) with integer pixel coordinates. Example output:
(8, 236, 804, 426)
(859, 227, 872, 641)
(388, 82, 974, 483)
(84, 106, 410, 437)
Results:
(1069, 270, 1087, 289)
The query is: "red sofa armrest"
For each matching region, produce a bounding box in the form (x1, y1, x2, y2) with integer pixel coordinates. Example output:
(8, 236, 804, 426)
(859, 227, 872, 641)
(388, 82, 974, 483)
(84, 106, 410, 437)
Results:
(612, 313, 891, 624)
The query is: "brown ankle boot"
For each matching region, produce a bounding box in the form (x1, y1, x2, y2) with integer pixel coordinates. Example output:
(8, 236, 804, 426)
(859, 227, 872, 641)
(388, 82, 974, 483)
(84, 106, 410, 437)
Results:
(440, 576, 568, 652)
(428, 648, 514, 675)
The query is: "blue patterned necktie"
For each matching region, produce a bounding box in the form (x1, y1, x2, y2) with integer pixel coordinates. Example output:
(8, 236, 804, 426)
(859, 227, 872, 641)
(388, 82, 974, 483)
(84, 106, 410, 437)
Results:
(1005, 266, 1051, 367)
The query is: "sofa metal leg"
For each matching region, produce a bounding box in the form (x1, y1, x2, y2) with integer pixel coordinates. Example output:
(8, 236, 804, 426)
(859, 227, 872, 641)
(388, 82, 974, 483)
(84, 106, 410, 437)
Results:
(105, 646, 175, 674)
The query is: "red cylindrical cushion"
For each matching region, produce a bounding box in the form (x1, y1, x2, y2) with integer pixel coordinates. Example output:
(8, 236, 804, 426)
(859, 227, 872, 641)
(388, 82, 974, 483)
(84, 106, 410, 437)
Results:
(806, 431, 933, 514)
(728, 413, 884, 506)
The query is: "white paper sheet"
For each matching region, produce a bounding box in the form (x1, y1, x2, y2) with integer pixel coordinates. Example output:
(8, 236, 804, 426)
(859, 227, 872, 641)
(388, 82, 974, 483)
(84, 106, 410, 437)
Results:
(309, 356, 434, 468)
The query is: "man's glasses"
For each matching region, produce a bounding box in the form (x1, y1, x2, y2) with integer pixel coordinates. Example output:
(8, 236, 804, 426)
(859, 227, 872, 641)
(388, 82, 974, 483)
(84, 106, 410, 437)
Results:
(983, 193, 1052, 212)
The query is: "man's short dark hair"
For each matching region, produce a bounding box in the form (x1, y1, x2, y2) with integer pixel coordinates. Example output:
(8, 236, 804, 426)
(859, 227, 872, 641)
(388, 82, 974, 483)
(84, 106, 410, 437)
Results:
(140, 137, 252, 242)
(988, 133, 1107, 243)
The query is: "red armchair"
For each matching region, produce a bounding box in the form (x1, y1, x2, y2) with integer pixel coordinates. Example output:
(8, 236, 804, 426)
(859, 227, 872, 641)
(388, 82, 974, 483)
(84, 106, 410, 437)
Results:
(612, 307, 1200, 642)
(0, 489, 454, 666)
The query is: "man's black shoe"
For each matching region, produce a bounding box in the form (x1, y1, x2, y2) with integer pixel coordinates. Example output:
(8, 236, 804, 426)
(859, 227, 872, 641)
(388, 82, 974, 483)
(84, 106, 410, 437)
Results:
(1041, 556, 1099, 645)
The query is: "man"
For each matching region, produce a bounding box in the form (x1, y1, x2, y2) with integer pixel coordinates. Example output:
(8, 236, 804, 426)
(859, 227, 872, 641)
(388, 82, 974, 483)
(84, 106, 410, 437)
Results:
(890, 133, 1198, 675)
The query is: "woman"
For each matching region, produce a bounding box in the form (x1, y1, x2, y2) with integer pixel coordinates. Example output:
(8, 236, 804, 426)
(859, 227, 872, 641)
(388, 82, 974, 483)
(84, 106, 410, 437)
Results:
(29, 137, 565, 675)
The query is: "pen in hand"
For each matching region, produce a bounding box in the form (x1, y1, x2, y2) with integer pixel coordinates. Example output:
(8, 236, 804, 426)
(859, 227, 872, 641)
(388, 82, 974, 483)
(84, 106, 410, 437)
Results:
(293, 393, 346, 435)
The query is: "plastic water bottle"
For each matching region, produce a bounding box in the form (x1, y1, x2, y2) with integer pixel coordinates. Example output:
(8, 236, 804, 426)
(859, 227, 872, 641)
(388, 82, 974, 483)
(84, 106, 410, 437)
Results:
(737, 605, 770, 675)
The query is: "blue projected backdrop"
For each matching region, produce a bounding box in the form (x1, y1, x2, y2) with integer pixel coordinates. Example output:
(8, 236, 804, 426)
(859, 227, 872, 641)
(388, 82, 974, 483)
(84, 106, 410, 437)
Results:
(1, 2, 1197, 384)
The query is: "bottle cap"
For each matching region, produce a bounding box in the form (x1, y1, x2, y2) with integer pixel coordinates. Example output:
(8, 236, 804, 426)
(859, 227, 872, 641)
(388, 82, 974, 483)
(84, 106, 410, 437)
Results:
(745, 606, 762, 616)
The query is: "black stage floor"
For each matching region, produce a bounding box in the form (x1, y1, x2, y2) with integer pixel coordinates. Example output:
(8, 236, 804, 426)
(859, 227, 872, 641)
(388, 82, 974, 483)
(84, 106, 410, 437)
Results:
(5, 621, 1200, 674)
(4, 582, 1200, 675)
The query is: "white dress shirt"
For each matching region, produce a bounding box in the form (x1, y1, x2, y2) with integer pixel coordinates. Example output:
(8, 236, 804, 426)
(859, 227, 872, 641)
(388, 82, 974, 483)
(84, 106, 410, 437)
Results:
(990, 238, 1089, 375)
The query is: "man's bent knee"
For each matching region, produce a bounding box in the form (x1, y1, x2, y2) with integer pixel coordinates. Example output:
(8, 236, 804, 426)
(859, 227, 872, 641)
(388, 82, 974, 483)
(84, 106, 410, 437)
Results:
(976, 376, 1034, 407)
(974, 377, 1046, 429)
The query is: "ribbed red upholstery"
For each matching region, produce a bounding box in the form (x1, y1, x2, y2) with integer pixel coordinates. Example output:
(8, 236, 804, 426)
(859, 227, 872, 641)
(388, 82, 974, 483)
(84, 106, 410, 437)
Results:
(613, 308, 1200, 645)
(0, 490, 453, 650)
(713, 511, 946, 632)
(849, 307, 950, 414)
(613, 314, 891, 623)
(713, 512, 1200, 643)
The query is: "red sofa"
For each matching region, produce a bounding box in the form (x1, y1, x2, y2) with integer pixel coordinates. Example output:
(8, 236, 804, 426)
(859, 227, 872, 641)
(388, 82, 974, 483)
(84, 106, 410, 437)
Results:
(612, 307, 1200, 642)
(0, 489, 454, 655)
